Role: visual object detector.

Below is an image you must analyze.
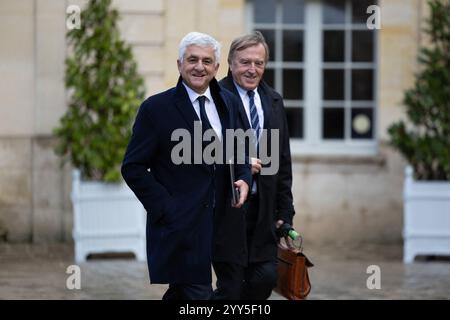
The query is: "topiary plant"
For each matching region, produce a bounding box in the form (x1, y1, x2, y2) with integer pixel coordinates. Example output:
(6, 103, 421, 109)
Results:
(54, 0, 145, 182)
(388, 0, 450, 181)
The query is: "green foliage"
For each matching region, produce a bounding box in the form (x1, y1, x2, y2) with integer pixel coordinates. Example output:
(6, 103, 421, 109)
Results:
(388, 0, 450, 180)
(54, 0, 145, 182)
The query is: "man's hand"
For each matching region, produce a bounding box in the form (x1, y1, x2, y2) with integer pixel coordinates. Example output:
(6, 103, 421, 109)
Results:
(251, 157, 262, 175)
(233, 180, 249, 208)
(276, 219, 296, 250)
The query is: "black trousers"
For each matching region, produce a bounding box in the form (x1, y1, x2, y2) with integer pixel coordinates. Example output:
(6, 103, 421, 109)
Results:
(162, 283, 213, 300)
(212, 194, 278, 300)
(212, 260, 277, 300)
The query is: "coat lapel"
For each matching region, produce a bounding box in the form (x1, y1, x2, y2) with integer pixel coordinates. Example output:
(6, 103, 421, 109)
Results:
(257, 82, 274, 130)
(174, 77, 200, 135)
(220, 72, 251, 130)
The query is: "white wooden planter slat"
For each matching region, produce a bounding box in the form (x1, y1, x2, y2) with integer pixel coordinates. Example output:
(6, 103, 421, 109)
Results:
(72, 170, 146, 262)
(403, 166, 450, 263)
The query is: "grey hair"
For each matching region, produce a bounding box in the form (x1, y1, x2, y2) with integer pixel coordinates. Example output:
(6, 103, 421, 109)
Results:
(228, 31, 269, 65)
(178, 32, 221, 65)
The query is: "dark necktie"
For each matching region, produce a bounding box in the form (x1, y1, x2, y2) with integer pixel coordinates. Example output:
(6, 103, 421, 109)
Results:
(197, 95, 212, 133)
(198, 96, 216, 206)
(197, 95, 217, 159)
(247, 90, 260, 145)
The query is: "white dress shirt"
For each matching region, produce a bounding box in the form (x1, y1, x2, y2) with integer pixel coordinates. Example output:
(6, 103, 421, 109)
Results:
(182, 82, 222, 141)
(234, 81, 264, 194)
(233, 81, 264, 138)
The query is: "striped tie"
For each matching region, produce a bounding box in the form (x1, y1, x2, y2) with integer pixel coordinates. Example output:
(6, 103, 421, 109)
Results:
(247, 90, 260, 145)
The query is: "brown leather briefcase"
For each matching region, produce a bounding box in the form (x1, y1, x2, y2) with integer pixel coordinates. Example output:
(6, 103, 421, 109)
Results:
(274, 245, 314, 300)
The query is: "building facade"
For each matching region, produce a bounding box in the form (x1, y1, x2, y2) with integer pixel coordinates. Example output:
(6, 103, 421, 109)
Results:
(0, 0, 426, 244)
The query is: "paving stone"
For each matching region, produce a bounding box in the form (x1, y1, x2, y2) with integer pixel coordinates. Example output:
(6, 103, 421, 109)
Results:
(0, 243, 449, 300)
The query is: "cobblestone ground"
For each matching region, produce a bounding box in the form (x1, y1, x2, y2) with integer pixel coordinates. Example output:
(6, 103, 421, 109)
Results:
(0, 243, 449, 300)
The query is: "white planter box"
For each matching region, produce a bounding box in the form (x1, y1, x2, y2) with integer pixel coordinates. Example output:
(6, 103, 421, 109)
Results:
(71, 170, 146, 262)
(403, 166, 450, 263)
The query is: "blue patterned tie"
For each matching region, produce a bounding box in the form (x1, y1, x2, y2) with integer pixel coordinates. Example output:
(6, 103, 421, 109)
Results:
(247, 90, 260, 145)
(247, 90, 260, 194)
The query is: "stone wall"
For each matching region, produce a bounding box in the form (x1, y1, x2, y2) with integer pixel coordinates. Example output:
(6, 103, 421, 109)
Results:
(0, 1, 69, 242)
(293, 0, 425, 244)
(0, 0, 426, 244)
(292, 144, 406, 245)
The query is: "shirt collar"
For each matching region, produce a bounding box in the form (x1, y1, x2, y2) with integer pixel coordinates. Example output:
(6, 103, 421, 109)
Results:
(233, 80, 257, 98)
(182, 81, 213, 104)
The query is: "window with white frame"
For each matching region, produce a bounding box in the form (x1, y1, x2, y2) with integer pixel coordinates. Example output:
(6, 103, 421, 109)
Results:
(248, 0, 378, 155)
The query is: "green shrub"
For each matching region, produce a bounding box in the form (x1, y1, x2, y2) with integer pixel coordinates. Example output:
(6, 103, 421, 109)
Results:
(388, 0, 450, 181)
(54, 0, 145, 182)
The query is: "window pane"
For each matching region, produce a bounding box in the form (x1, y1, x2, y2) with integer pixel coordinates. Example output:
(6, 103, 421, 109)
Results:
(263, 68, 274, 88)
(258, 29, 275, 62)
(283, 0, 305, 24)
(323, 107, 345, 139)
(254, 0, 276, 23)
(351, 108, 373, 139)
(323, 31, 345, 62)
(352, 31, 374, 62)
(352, 69, 373, 100)
(283, 30, 304, 62)
(323, 0, 345, 24)
(323, 69, 344, 100)
(283, 69, 303, 100)
(285, 107, 304, 138)
(352, 0, 377, 24)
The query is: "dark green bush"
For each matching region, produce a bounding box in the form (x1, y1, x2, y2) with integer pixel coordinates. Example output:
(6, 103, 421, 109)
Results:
(54, 0, 145, 182)
(388, 0, 450, 181)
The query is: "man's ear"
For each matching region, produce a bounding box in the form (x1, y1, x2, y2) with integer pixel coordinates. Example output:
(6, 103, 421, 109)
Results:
(177, 59, 181, 72)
